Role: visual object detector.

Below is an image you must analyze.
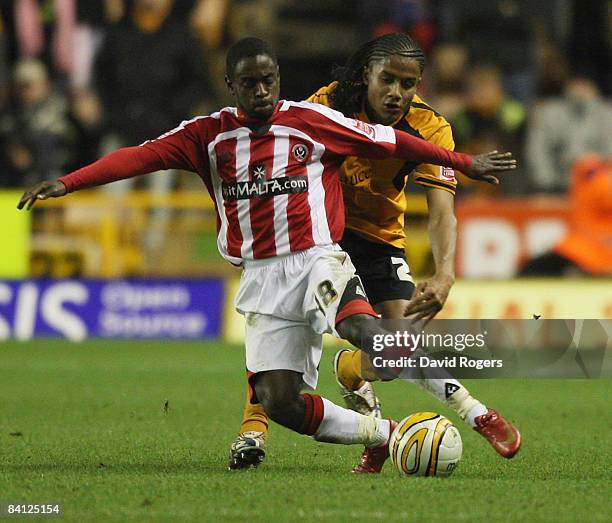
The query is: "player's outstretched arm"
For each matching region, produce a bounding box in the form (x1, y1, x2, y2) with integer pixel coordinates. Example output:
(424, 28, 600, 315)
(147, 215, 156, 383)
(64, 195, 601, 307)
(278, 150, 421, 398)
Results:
(303, 105, 517, 176)
(465, 151, 517, 183)
(18, 180, 68, 210)
(17, 145, 172, 211)
(391, 130, 517, 175)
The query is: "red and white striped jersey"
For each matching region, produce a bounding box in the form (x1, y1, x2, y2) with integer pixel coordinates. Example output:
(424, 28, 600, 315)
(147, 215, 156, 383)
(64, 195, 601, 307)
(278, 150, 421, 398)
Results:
(141, 100, 399, 265)
(60, 99, 471, 265)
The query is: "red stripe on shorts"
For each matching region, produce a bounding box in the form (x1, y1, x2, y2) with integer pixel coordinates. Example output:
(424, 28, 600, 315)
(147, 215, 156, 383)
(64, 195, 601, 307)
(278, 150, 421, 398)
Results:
(335, 299, 379, 326)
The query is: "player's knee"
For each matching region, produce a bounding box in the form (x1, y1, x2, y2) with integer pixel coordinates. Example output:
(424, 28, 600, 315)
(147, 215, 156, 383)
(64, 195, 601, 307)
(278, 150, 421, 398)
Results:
(337, 313, 379, 346)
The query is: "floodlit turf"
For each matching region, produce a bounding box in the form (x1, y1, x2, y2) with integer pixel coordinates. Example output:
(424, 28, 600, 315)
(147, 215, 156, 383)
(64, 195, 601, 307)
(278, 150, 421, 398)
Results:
(0, 340, 610, 522)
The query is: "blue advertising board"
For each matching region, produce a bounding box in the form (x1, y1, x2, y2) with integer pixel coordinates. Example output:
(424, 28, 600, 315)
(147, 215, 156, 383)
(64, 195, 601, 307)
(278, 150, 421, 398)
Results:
(0, 279, 224, 340)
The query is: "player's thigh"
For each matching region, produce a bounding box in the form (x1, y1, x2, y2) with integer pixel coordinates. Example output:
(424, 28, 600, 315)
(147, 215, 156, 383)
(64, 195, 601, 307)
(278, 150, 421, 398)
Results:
(374, 298, 412, 320)
(244, 313, 323, 391)
(363, 256, 416, 306)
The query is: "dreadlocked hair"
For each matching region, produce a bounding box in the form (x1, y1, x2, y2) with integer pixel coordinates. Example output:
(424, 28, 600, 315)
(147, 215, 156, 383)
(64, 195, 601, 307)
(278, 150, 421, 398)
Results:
(331, 33, 426, 116)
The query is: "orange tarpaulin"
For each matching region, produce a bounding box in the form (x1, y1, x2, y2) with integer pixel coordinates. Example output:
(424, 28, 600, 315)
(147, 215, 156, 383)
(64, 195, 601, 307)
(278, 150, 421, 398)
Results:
(554, 155, 612, 275)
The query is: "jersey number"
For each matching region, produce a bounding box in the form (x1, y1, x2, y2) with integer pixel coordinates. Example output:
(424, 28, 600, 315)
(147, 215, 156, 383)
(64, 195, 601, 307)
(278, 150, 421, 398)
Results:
(317, 280, 338, 307)
(391, 257, 413, 282)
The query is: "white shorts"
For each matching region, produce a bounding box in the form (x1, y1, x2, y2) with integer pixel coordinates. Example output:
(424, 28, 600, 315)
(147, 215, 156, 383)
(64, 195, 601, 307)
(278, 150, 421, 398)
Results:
(235, 244, 375, 389)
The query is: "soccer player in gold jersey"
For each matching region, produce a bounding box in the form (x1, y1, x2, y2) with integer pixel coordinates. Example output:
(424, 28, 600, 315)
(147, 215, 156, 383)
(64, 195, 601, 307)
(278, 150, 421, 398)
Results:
(230, 34, 520, 471)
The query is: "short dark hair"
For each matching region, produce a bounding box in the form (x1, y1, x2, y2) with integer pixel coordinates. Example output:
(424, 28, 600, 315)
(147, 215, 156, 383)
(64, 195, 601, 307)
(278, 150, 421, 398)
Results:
(332, 33, 426, 116)
(226, 37, 277, 78)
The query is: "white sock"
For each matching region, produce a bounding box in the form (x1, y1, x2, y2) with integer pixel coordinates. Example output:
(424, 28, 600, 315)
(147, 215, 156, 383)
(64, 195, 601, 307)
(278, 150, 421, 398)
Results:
(444, 383, 487, 427)
(314, 397, 390, 447)
(408, 378, 486, 428)
(464, 403, 488, 427)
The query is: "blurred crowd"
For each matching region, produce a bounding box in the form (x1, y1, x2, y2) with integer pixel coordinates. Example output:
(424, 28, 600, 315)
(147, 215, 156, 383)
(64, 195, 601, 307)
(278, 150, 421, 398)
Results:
(0, 0, 609, 198)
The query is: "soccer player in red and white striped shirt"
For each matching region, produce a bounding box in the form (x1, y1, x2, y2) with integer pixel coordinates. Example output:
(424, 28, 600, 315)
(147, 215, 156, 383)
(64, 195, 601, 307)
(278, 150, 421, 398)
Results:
(18, 38, 516, 466)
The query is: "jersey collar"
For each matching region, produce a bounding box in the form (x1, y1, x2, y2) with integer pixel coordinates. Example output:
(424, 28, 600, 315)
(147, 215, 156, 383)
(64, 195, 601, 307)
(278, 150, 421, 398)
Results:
(236, 101, 283, 125)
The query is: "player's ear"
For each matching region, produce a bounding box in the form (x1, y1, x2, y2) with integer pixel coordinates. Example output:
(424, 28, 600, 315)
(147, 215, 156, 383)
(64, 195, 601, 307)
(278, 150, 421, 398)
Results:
(225, 75, 234, 94)
(362, 65, 370, 86)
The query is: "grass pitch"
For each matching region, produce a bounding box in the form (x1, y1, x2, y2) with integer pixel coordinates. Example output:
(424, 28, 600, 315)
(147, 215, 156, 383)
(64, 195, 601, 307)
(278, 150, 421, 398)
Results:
(0, 340, 610, 522)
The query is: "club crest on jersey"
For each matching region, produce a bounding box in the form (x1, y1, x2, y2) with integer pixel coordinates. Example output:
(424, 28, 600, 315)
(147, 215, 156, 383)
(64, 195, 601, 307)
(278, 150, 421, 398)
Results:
(292, 143, 309, 162)
(440, 166, 455, 182)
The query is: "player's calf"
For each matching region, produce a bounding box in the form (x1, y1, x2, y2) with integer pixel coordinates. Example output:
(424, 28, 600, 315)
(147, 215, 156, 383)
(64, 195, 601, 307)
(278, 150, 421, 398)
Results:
(252, 370, 306, 431)
(252, 369, 393, 457)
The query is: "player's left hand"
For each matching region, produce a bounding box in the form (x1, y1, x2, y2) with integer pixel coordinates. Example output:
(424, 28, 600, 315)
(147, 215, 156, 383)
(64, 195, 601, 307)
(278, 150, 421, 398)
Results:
(466, 150, 517, 184)
(17, 180, 67, 210)
(403, 274, 453, 324)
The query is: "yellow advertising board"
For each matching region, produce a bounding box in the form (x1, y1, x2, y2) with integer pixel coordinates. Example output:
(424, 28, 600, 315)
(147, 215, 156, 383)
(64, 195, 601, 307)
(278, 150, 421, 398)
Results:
(0, 191, 29, 278)
(223, 279, 612, 342)
(441, 280, 611, 320)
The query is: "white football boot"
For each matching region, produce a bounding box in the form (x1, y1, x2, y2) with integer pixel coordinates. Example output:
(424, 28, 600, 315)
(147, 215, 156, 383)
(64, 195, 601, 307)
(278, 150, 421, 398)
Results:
(228, 431, 266, 470)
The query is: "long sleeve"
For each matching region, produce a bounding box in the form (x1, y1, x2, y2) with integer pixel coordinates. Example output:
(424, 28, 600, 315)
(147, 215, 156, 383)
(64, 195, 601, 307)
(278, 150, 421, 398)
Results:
(294, 101, 473, 173)
(59, 146, 167, 192)
(59, 117, 209, 192)
(393, 130, 472, 173)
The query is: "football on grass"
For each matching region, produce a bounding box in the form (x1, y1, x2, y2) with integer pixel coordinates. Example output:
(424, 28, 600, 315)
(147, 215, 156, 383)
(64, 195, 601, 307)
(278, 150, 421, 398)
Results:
(389, 412, 462, 477)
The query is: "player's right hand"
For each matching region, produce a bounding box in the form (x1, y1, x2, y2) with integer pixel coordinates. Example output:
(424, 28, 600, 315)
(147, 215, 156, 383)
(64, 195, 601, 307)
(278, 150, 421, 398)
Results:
(17, 180, 67, 210)
(403, 274, 453, 324)
(466, 151, 517, 184)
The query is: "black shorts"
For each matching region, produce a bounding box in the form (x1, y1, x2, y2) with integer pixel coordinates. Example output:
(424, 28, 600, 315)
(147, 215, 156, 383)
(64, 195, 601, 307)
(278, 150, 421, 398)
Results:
(339, 229, 416, 306)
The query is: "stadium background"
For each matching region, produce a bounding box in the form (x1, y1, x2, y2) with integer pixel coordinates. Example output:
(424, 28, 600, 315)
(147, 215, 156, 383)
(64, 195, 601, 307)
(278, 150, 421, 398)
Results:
(0, 0, 610, 338)
(0, 1, 610, 521)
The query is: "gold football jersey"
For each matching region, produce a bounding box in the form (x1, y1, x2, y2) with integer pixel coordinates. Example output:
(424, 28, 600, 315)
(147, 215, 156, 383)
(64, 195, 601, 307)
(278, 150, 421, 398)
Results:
(307, 82, 457, 248)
